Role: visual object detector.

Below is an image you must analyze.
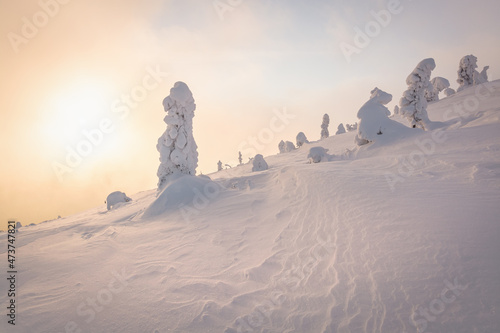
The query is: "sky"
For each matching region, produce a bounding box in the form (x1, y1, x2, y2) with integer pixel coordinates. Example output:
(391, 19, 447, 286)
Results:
(1, 0, 500, 229)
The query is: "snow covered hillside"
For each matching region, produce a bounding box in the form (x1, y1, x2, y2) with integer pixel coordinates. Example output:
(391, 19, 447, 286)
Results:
(2, 81, 500, 333)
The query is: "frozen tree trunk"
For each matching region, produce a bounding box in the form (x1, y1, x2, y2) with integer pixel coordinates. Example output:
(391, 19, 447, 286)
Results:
(321, 114, 330, 139)
(399, 58, 436, 130)
(156, 82, 198, 191)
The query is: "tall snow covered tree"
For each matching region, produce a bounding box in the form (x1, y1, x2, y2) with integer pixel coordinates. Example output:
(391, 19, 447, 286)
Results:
(156, 82, 198, 190)
(217, 160, 223, 171)
(457, 55, 489, 92)
(238, 151, 242, 165)
(399, 58, 435, 130)
(321, 114, 330, 139)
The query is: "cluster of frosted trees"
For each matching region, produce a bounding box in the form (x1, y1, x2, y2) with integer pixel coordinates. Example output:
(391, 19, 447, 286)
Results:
(356, 54, 490, 146)
(154, 54, 491, 185)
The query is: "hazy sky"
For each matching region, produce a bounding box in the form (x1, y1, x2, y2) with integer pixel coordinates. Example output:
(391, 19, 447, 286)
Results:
(1, 0, 499, 228)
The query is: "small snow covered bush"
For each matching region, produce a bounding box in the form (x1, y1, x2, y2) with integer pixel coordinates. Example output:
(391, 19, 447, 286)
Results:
(157, 82, 198, 191)
(346, 123, 357, 132)
(457, 55, 489, 92)
(106, 191, 132, 210)
(443, 88, 456, 97)
(320, 114, 330, 139)
(296, 132, 309, 147)
(335, 123, 346, 135)
(307, 147, 329, 163)
(399, 58, 436, 129)
(252, 154, 268, 171)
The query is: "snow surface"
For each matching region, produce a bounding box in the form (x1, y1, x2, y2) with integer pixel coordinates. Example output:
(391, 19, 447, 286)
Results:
(2, 81, 500, 333)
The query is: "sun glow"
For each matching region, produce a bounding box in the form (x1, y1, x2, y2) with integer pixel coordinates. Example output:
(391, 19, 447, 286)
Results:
(41, 80, 115, 150)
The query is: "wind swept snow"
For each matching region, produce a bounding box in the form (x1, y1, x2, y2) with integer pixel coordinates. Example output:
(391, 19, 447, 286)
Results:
(1, 81, 500, 333)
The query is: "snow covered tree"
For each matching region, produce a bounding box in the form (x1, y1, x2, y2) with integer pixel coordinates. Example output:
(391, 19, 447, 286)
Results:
(278, 140, 286, 154)
(476, 66, 489, 84)
(425, 77, 450, 102)
(399, 58, 436, 130)
(156, 82, 198, 191)
(356, 87, 410, 146)
(296, 132, 309, 147)
(307, 147, 328, 163)
(345, 123, 358, 132)
(335, 123, 346, 135)
(217, 160, 223, 171)
(279, 140, 296, 153)
(252, 154, 268, 171)
(238, 151, 242, 165)
(457, 55, 489, 92)
(320, 114, 330, 139)
(393, 105, 400, 115)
